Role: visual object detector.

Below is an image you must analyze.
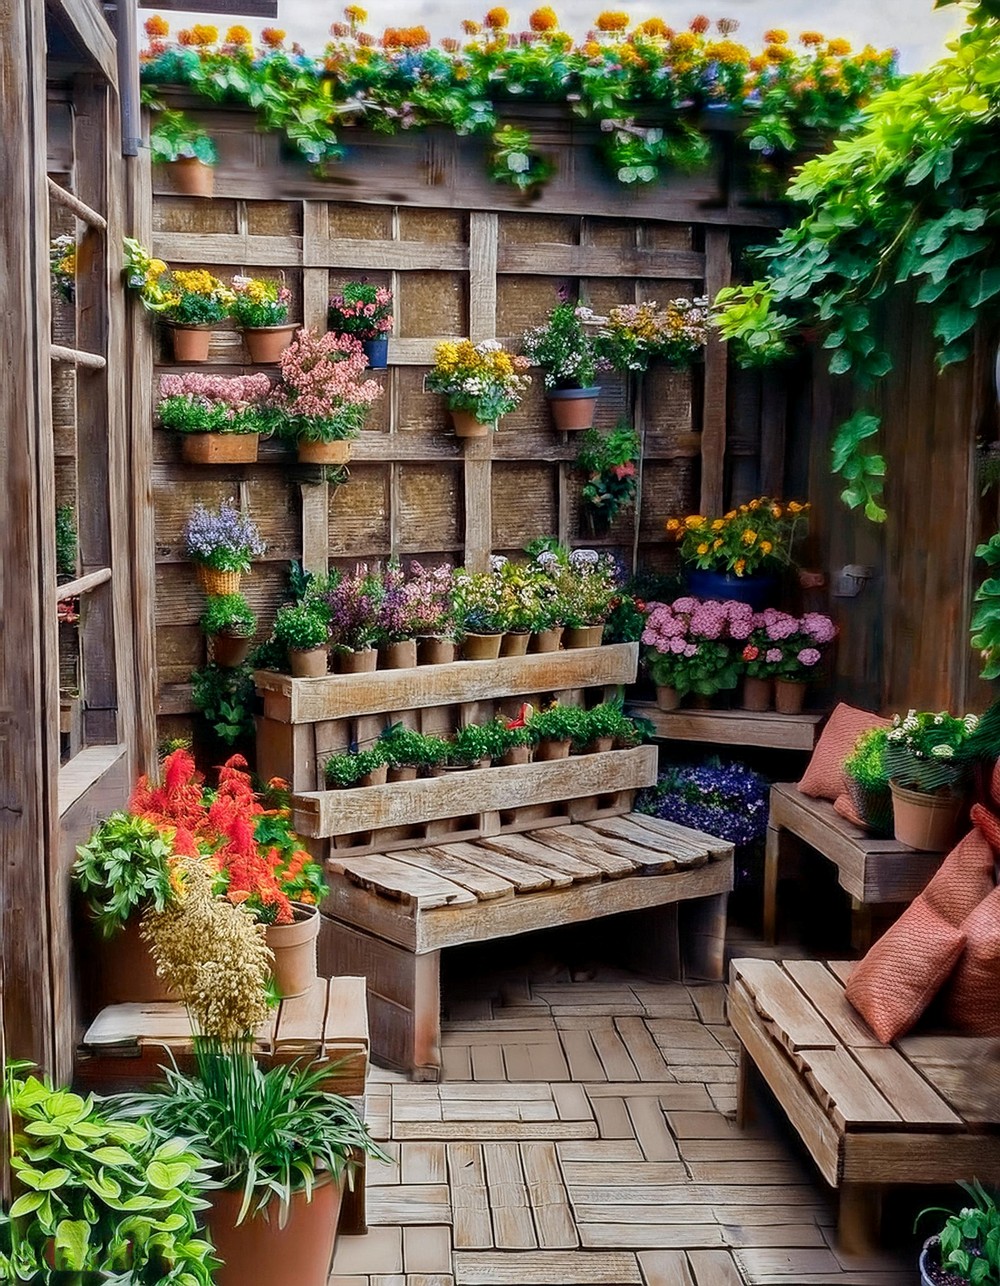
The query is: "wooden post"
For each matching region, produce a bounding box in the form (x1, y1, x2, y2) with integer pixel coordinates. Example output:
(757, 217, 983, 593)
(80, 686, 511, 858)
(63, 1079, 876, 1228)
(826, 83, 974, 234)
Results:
(463, 212, 499, 572)
(700, 228, 731, 515)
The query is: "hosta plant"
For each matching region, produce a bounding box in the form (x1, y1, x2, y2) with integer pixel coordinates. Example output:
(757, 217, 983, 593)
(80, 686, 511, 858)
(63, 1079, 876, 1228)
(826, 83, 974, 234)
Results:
(71, 812, 174, 937)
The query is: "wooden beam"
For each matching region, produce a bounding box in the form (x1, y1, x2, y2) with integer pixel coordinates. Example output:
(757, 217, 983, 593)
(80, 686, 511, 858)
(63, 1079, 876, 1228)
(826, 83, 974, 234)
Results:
(700, 228, 731, 515)
(463, 211, 499, 572)
(143, 0, 277, 14)
(45, 0, 118, 88)
(51, 343, 106, 369)
(47, 177, 106, 229)
(55, 566, 111, 600)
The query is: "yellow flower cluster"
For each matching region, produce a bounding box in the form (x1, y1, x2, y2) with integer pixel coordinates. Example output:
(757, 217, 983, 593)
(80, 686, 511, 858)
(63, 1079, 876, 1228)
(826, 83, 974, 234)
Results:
(666, 496, 810, 576)
(173, 268, 231, 298)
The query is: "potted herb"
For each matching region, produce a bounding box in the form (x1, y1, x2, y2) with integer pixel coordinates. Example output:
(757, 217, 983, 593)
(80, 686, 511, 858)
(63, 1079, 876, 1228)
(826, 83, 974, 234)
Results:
(452, 568, 508, 659)
(426, 339, 531, 438)
(328, 282, 394, 369)
(325, 565, 384, 671)
(918, 1182, 1000, 1286)
(149, 107, 218, 197)
(447, 721, 506, 769)
(229, 274, 298, 363)
(123, 243, 234, 362)
(580, 698, 633, 754)
(159, 372, 271, 464)
(491, 557, 547, 655)
(185, 501, 265, 597)
(200, 592, 257, 668)
(273, 602, 330, 678)
(271, 329, 382, 464)
(576, 422, 641, 535)
(521, 300, 605, 430)
(885, 710, 978, 851)
(594, 297, 708, 373)
(528, 703, 588, 760)
(378, 723, 445, 781)
(641, 597, 745, 709)
(844, 726, 893, 835)
(325, 745, 387, 788)
(191, 663, 256, 749)
(499, 705, 534, 765)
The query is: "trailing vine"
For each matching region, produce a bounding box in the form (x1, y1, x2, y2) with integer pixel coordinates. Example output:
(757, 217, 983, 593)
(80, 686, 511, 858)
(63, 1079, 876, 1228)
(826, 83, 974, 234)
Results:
(715, 0, 1000, 522)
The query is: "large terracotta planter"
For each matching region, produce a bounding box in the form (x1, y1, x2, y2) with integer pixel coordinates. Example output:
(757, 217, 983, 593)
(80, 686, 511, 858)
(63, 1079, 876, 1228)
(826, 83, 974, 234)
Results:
(336, 647, 377, 674)
(213, 633, 253, 668)
(298, 439, 352, 465)
(535, 737, 571, 761)
(196, 565, 242, 597)
(461, 631, 503, 661)
(168, 323, 213, 363)
(500, 631, 530, 657)
(96, 918, 175, 1005)
(380, 639, 418, 669)
(563, 624, 603, 649)
(169, 157, 215, 197)
(450, 410, 492, 438)
(207, 1173, 343, 1286)
(264, 902, 320, 998)
(289, 646, 329, 678)
(530, 627, 563, 653)
(890, 781, 965, 852)
(547, 387, 600, 431)
(242, 324, 298, 364)
(418, 636, 456, 665)
(655, 685, 681, 711)
(774, 679, 807, 715)
(742, 676, 773, 712)
(180, 432, 259, 464)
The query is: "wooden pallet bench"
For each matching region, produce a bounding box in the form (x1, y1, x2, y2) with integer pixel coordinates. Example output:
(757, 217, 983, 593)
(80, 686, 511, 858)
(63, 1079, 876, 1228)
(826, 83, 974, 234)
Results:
(765, 783, 947, 948)
(729, 957, 1000, 1252)
(321, 814, 734, 1080)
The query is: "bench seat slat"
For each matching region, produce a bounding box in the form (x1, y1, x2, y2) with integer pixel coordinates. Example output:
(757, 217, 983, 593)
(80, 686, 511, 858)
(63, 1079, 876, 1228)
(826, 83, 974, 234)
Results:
(734, 959, 838, 1053)
(626, 813, 735, 862)
(478, 833, 604, 883)
(800, 1047, 900, 1128)
(438, 841, 564, 892)
(852, 1047, 963, 1128)
(587, 815, 707, 863)
(782, 961, 880, 1049)
(525, 826, 644, 877)
(388, 846, 516, 901)
(336, 852, 480, 908)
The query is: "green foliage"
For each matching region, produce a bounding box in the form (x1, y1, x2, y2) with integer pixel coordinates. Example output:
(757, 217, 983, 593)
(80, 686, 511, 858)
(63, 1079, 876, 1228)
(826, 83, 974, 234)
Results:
(71, 813, 174, 937)
(920, 1181, 1000, 1285)
(148, 108, 218, 165)
(272, 602, 330, 653)
(378, 723, 447, 770)
(712, 282, 797, 366)
(830, 411, 886, 522)
(55, 505, 77, 579)
(325, 745, 386, 788)
(885, 709, 978, 794)
(527, 703, 589, 744)
(646, 639, 742, 698)
(602, 593, 646, 644)
(843, 727, 890, 791)
(450, 720, 508, 765)
(190, 663, 256, 745)
(972, 533, 1000, 679)
(521, 302, 602, 391)
(199, 593, 256, 638)
(583, 697, 636, 744)
(576, 423, 641, 531)
(0, 1070, 215, 1284)
(487, 125, 555, 192)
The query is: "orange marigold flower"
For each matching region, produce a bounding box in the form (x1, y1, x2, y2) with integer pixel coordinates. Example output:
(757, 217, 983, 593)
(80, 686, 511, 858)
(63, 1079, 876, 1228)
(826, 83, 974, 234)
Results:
(596, 10, 630, 32)
(463, 18, 482, 33)
(144, 13, 169, 37)
(827, 36, 851, 55)
(225, 24, 252, 44)
(582, 38, 602, 55)
(748, 53, 766, 71)
(530, 5, 559, 30)
(485, 6, 509, 28)
(637, 17, 669, 36)
(191, 23, 218, 45)
(706, 38, 749, 64)
(766, 43, 791, 62)
(260, 26, 285, 46)
(671, 30, 696, 51)
(177, 28, 195, 45)
(763, 28, 787, 43)
(689, 14, 710, 32)
(799, 30, 824, 45)
(345, 4, 368, 22)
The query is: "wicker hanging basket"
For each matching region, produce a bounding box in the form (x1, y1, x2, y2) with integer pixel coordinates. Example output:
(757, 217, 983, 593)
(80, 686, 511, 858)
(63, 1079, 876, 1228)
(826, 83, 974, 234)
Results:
(196, 565, 243, 597)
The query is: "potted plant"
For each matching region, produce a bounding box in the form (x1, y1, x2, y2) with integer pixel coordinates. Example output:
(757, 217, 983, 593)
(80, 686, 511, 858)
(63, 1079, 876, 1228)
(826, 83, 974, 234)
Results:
(149, 107, 218, 197)
(159, 372, 271, 463)
(844, 726, 893, 835)
(426, 339, 531, 437)
(373, 563, 419, 669)
(538, 546, 620, 648)
(528, 703, 588, 760)
(918, 1182, 1000, 1286)
(325, 745, 388, 788)
(324, 564, 383, 671)
(406, 562, 458, 664)
(0, 1070, 216, 1285)
(378, 723, 445, 781)
(665, 498, 810, 608)
(200, 592, 257, 668)
(452, 568, 508, 659)
(271, 329, 382, 463)
(885, 710, 978, 851)
(123, 244, 235, 362)
(446, 721, 501, 770)
(740, 609, 837, 713)
(521, 300, 606, 431)
(494, 556, 547, 655)
(273, 602, 330, 677)
(579, 698, 634, 754)
(576, 422, 641, 535)
(594, 297, 709, 374)
(499, 705, 534, 765)
(185, 501, 265, 597)
(641, 597, 745, 709)
(327, 282, 394, 369)
(229, 274, 298, 363)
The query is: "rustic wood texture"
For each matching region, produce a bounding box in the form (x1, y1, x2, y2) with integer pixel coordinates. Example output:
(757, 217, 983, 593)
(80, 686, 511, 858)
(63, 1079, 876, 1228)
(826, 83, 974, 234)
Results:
(629, 703, 823, 752)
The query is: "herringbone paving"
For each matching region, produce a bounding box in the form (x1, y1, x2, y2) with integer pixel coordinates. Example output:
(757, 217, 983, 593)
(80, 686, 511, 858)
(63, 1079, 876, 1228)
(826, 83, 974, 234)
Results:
(331, 957, 914, 1286)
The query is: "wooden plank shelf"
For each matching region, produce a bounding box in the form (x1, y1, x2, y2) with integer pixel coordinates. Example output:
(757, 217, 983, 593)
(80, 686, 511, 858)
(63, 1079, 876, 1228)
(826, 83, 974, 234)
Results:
(256, 643, 639, 724)
(628, 701, 824, 751)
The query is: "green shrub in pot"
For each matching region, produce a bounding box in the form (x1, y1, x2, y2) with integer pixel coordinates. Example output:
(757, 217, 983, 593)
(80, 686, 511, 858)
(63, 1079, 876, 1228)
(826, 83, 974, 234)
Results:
(272, 603, 330, 656)
(199, 593, 257, 639)
(71, 812, 174, 938)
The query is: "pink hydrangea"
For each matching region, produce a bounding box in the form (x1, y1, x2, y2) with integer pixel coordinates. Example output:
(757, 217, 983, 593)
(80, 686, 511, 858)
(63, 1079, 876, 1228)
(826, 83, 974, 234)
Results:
(800, 612, 838, 644)
(763, 610, 798, 641)
(668, 636, 687, 654)
(725, 600, 754, 640)
(797, 647, 821, 667)
(683, 642, 698, 657)
(671, 597, 698, 615)
(765, 648, 783, 664)
(690, 600, 728, 640)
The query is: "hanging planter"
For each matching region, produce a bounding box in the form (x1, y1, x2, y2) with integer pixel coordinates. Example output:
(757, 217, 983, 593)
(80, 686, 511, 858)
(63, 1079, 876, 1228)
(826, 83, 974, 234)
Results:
(213, 633, 253, 668)
(242, 323, 298, 364)
(180, 432, 259, 464)
(169, 157, 215, 197)
(451, 410, 492, 438)
(298, 438, 352, 465)
(150, 109, 218, 198)
(264, 901, 320, 998)
(196, 565, 243, 597)
(547, 386, 601, 431)
(168, 323, 214, 363)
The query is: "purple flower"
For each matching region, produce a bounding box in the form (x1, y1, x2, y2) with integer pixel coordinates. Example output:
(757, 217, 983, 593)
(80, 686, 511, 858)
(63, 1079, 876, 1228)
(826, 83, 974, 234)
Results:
(800, 612, 838, 644)
(797, 647, 821, 667)
(184, 500, 265, 572)
(765, 648, 782, 664)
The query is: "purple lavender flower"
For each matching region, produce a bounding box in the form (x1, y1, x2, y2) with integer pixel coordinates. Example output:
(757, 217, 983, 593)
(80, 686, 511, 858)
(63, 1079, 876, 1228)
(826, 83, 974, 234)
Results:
(637, 760, 770, 848)
(184, 500, 265, 572)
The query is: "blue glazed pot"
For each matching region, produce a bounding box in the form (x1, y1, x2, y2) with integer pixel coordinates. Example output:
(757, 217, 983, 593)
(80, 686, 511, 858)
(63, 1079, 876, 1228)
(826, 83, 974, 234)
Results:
(362, 336, 389, 369)
(685, 568, 777, 610)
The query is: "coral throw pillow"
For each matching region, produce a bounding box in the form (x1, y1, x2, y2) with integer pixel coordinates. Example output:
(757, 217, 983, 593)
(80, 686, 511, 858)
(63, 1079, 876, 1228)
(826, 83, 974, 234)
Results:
(921, 827, 997, 927)
(797, 704, 890, 803)
(944, 885, 1000, 1036)
(845, 897, 967, 1043)
(833, 792, 866, 829)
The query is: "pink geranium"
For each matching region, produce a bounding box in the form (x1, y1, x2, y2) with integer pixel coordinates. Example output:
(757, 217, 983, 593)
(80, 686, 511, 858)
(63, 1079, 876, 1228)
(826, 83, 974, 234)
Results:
(272, 328, 382, 434)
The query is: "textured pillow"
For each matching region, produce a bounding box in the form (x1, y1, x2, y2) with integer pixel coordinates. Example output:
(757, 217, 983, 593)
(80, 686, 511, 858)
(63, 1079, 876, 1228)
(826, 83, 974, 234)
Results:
(991, 761, 1000, 810)
(797, 704, 890, 803)
(944, 885, 1000, 1036)
(833, 792, 866, 829)
(845, 897, 967, 1043)
(921, 828, 996, 927)
(971, 802, 1000, 856)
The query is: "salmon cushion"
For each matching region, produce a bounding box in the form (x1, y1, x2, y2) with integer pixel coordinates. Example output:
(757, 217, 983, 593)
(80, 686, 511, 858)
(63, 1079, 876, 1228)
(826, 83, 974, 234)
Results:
(944, 884, 1000, 1036)
(845, 897, 967, 1043)
(833, 792, 866, 828)
(797, 704, 890, 803)
(921, 827, 997, 927)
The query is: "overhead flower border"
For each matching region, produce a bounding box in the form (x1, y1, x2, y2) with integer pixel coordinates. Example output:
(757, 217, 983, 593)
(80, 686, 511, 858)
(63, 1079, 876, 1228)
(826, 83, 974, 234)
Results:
(140, 10, 895, 192)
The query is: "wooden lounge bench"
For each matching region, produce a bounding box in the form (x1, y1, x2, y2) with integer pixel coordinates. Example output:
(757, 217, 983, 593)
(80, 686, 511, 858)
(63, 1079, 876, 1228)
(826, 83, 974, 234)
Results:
(765, 783, 947, 948)
(729, 957, 1000, 1252)
(320, 814, 734, 1080)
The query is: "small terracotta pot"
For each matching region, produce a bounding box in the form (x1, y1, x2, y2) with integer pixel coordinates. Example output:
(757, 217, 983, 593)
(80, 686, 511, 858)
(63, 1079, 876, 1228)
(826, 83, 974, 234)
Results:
(289, 646, 329, 678)
(418, 636, 457, 665)
(742, 676, 773, 712)
(450, 410, 492, 438)
(169, 157, 215, 197)
(563, 624, 604, 649)
(530, 626, 564, 653)
(264, 902, 320, 998)
(387, 764, 419, 782)
(298, 438, 352, 465)
(336, 647, 377, 674)
(656, 685, 681, 712)
(500, 745, 531, 766)
(196, 565, 242, 597)
(774, 679, 807, 715)
(207, 1173, 343, 1286)
(535, 737, 571, 761)
(169, 324, 213, 363)
(547, 387, 600, 431)
(461, 631, 503, 661)
(242, 324, 298, 364)
(213, 633, 252, 669)
(582, 735, 614, 754)
(500, 631, 531, 657)
(180, 432, 259, 465)
(380, 639, 418, 670)
(359, 765, 389, 787)
(96, 917, 176, 1005)
(890, 781, 965, 852)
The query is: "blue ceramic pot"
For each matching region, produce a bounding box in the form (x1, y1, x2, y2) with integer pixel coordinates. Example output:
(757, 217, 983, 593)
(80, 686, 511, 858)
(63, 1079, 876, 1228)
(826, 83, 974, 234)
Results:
(362, 336, 389, 369)
(685, 568, 777, 610)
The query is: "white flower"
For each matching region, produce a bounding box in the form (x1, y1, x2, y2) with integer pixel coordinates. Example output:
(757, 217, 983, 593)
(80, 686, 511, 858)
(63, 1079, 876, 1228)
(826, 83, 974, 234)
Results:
(933, 714, 944, 725)
(965, 713, 980, 731)
(930, 744, 955, 758)
(490, 554, 508, 571)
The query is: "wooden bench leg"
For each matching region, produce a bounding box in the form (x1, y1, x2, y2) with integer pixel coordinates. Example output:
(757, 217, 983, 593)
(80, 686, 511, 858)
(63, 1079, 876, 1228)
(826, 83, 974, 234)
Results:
(837, 1183, 883, 1256)
(763, 823, 786, 945)
(682, 892, 729, 982)
(735, 1042, 758, 1130)
(339, 1147, 367, 1235)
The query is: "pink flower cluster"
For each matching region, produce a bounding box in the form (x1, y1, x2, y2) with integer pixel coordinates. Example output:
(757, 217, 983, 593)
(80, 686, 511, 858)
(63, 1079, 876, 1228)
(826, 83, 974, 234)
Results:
(159, 372, 271, 407)
(743, 609, 837, 677)
(755, 607, 799, 641)
(643, 597, 754, 657)
(272, 328, 383, 421)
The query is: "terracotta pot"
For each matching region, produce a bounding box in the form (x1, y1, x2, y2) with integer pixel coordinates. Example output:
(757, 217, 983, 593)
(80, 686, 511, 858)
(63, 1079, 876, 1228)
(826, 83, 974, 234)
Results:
(500, 631, 531, 657)
(180, 432, 259, 465)
(96, 918, 176, 1004)
(563, 624, 604, 649)
(359, 765, 389, 787)
(846, 778, 894, 836)
(500, 745, 531, 766)
(213, 633, 253, 668)
(742, 676, 773, 712)
(387, 764, 419, 782)
(774, 679, 807, 715)
(289, 646, 329, 678)
(547, 387, 600, 431)
(380, 639, 418, 670)
(530, 626, 564, 653)
(169, 324, 213, 363)
(656, 685, 681, 712)
(169, 157, 215, 198)
(207, 1173, 343, 1286)
(196, 565, 242, 597)
(461, 631, 503, 661)
(535, 737, 571, 761)
(890, 781, 965, 852)
(298, 438, 352, 465)
(418, 636, 457, 665)
(450, 409, 492, 438)
(264, 902, 320, 998)
(582, 735, 614, 754)
(336, 647, 377, 674)
(242, 324, 298, 364)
